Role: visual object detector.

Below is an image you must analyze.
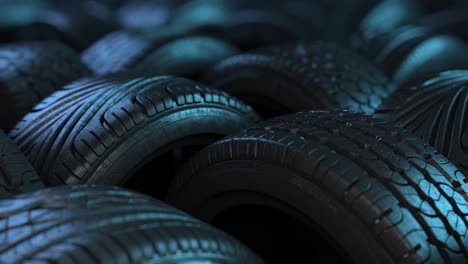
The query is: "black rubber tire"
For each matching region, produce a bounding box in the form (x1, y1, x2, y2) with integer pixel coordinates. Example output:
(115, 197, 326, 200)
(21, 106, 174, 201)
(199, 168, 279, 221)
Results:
(375, 70, 468, 178)
(0, 41, 91, 130)
(354, 25, 432, 76)
(48, 0, 117, 23)
(0, 0, 50, 29)
(204, 42, 393, 117)
(116, 0, 173, 30)
(10, 75, 259, 194)
(81, 31, 154, 75)
(0, 22, 79, 49)
(0, 0, 72, 48)
(140, 0, 314, 50)
(0, 129, 43, 198)
(167, 109, 468, 264)
(0, 2, 116, 51)
(133, 36, 238, 79)
(322, 0, 379, 42)
(36, 8, 117, 50)
(392, 35, 468, 85)
(417, 8, 468, 42)
(354, 23, 468, 85)
(0, 184, 262, 263)
(167, 0, 309, 50)
(372, 70, 468, 121)
(82, 32, 235, 78)
(141, 0, 233, 41)
(228, 0, 328, 40)
(201, 10, 308, 50)
(352, 0, 425, 47)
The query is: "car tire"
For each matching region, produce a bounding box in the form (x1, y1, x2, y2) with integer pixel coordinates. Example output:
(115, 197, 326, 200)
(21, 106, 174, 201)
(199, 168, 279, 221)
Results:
(10, 75, 259, 198)
(0, 41, 91, 130)
(375, 70, 468, 177)
(167, 109, 468, 264)
(133, 35, 238, 79)
(0, 184, 261, 263)
(0, 129, 43, 198)
(205, 42, 393, 117)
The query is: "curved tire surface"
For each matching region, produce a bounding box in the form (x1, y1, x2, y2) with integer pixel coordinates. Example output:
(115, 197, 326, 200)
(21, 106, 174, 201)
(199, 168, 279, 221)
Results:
(375, 70, 468, 178)
(10, 75, 259, 190)
(81, 31, 153, 75)
(133, 35, 238, 79)
(0, 129, 43, 198)
(0, 41, 91, 130)
(167, 109, 468, 264)
(205, 42, 393, 116)
(0, 184, 261, 263)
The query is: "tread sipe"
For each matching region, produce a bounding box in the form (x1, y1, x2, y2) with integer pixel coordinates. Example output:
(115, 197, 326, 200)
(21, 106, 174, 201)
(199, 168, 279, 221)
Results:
(204, 42, 393, 117)
(10, 75, 259, 193)
(0, 41, 91, 130)
(0, 184, 261, 263)
(167, 109, 468, 264)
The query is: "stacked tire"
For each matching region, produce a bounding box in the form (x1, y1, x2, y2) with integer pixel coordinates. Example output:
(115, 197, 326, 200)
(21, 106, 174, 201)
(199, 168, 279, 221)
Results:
(1, 1, 468, 263)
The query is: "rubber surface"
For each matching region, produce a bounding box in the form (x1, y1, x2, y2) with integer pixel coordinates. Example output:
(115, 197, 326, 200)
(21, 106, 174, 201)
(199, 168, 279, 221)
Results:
(0, 129, 43, 198)
(375, 70, 468, 178)
(392, 35, 468, 85)
(167, 109, 468, 264)
(82, 32, 235, 78)
(206, 10, 307, 50)
(0, 0, 51, 29)
(0, 1, 116, 50)
(351, 25, 432, 78)
(0, 41, 91, 130)
(37, 7, 117, 50)
(0, 22, 76, 49)
(322, 0, 379, 42)
(0, 184, 262, 263)
(376, 26, 431, 70)
(358, 0, 425, 41)
(116, 0, 173, 30)
(133, 35, 238, 78)
(418, 8, 468, 42)
(164, 0, 309, 50)
(205, 42, 393, 116)
(10, 75, 259, 188)
(354, 24, 468, 85)
(81, 31, 153, 74)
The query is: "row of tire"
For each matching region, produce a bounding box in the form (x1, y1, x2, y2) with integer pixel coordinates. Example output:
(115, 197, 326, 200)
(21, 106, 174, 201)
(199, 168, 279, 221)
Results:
(1, 0, 468, 263)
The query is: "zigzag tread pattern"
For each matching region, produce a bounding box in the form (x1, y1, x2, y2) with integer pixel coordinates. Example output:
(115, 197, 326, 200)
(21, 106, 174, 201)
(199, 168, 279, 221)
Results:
(170, 110, 468, 264)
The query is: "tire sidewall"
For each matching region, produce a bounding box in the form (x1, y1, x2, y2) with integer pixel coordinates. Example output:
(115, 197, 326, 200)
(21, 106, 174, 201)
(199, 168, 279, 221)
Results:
(169, 159, 397, 264)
